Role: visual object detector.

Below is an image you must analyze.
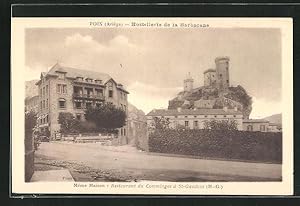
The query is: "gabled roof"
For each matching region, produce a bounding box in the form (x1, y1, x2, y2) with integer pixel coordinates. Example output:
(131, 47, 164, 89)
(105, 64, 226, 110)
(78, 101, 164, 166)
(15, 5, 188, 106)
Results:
(147, 108, 242, 116)
(40, 63, 129, 93)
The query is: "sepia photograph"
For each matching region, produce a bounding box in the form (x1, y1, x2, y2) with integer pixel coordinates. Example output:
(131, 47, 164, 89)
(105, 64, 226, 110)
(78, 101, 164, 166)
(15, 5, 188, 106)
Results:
(11, 18, 293, 195)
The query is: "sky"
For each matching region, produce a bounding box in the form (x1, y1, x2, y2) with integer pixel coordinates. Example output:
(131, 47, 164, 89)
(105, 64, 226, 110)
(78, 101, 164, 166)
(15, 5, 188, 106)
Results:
(25, 28, 282, 118)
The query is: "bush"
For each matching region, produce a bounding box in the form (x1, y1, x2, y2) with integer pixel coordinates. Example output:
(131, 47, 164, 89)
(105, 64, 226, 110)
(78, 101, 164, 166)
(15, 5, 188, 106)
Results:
(203, 119, 238, 130)
(85, 103, 126, 130)
(58, 112, 80, 134)
(149, 129, 282, 163)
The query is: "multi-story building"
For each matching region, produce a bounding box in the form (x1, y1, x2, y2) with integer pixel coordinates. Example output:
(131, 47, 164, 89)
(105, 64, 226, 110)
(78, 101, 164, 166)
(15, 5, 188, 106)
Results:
(36, 63, 129, 142)
(146, 107, 243, 130)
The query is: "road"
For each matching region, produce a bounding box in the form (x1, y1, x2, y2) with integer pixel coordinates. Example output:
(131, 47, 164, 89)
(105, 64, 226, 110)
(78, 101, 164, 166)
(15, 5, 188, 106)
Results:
(35, 142, 282, 182)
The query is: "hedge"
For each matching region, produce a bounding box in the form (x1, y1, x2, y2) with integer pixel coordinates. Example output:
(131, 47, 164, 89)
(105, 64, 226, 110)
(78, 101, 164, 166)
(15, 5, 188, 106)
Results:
(149, 129, 282, 163)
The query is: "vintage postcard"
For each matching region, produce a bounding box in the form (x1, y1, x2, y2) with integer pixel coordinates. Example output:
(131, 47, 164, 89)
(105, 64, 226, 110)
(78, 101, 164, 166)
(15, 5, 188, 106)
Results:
(11, 17, 293, 195)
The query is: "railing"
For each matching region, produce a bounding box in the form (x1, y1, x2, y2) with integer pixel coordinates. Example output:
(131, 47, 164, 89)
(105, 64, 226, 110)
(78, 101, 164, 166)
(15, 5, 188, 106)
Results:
(73, 93, 105, 100)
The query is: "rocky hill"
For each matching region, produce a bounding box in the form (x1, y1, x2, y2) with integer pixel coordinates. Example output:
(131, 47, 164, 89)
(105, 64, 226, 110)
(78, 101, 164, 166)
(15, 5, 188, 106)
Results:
(263, 113, 282, 125)
(128, 102, 146, 122)
(25, 79, 39, 98)
(168, 85, 252, 119)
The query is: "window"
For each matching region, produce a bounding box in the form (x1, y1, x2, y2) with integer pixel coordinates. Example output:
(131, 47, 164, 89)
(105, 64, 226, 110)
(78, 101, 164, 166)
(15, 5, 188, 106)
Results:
(247, 125, 253, 131)
(57, 84, 67, 94)
(109, 90, 113, 98)
(194, 121, 199, 129)
(224, 115, 227, 117)
(86, 78, 93, 83)
(108, 82, 113, 98)
(220, 74, 222, 77)
(214, 115, 217, 118)
(40, 88, 42, 96)
(75, 102, 82, 109)
(185, 121, 189, 128)
(40, 101, 42, 110)
(124, 128, 126, 136)
(76, 77, 83, 81)
(86, 102, 92, 108)
(175, 116, 178, 118)
(58, 72, 65, 80)
(185, 116, 188, 118)
(42, 100, 45, 109)
(46, 115, 49, 123)
(194, 116, 197, 118)
(233, 115, 236, 117)
(96, 103, 102, 108)
(76, 114, 81, 121)
(46, 99, 48, 108)
(58, 98, 66, 109)
(204, 115, 207, 118)
(120, 128, 123, 136)
(260, 125, 266, 132)
(46, 85, 48, 96)
(95, 89, 103, 96)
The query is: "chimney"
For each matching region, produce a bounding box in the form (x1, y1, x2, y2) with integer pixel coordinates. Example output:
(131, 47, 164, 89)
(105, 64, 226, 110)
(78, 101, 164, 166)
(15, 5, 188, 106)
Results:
(177, 107, 182, 112)
(223, 106, 228, 112)
(234, 106, 238, 111)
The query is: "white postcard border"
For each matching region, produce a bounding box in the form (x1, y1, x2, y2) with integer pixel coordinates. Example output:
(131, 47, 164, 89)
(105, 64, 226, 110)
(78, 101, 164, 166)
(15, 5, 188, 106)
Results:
(11, 17, 293, 195)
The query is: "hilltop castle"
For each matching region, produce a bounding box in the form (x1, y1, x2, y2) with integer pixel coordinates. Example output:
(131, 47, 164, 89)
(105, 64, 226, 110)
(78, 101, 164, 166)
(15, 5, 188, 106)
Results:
(169, 56, 252, 119)
(184, 56, 230, 93)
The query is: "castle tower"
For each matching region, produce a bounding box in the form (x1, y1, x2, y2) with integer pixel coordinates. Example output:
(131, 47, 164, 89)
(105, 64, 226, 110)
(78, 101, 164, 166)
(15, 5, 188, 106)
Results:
(183, 72, 194, 92)
(215, 56, 230, 92)
(203, 68, 216, 87)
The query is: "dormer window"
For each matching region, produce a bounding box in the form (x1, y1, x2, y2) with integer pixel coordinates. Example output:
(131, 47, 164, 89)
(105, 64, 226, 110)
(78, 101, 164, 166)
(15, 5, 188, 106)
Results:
(85, 78, 93, 83)
(76, 77, 83, 81)
(56, 72, 65, 80)
(95, 80, 102, 84)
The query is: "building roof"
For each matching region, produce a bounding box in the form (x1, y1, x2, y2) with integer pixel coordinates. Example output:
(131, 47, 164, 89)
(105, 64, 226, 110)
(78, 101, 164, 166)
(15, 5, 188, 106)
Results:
(47, 63, 112, 82)
(203, 68, 216, 74)
(242, 119, 269, 123)
(269, 122, 280, 126)
(147, 108, 242, 116)
(38, 63, 129, 93)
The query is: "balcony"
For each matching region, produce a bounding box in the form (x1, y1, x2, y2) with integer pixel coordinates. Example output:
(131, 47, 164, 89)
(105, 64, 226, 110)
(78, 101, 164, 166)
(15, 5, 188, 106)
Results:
(73, 93, 105, 100)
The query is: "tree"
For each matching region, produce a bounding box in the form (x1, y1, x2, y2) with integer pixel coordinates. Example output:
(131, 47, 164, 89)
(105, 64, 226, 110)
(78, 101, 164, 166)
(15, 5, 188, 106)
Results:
(149, 116, 170, 132)
(85, 103, 126, 131)
(25, 111, 37, 151)
(58, 112, 80, 134)
(203, 119, 238, 131)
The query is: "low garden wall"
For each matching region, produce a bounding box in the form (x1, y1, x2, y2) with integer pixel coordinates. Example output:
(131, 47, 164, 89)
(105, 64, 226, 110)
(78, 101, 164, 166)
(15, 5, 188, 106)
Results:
(149, 129, 282, 163)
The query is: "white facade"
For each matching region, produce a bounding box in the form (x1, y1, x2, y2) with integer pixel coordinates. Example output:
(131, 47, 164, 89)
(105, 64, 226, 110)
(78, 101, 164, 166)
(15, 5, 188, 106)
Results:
(147, 108, 243, 130)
